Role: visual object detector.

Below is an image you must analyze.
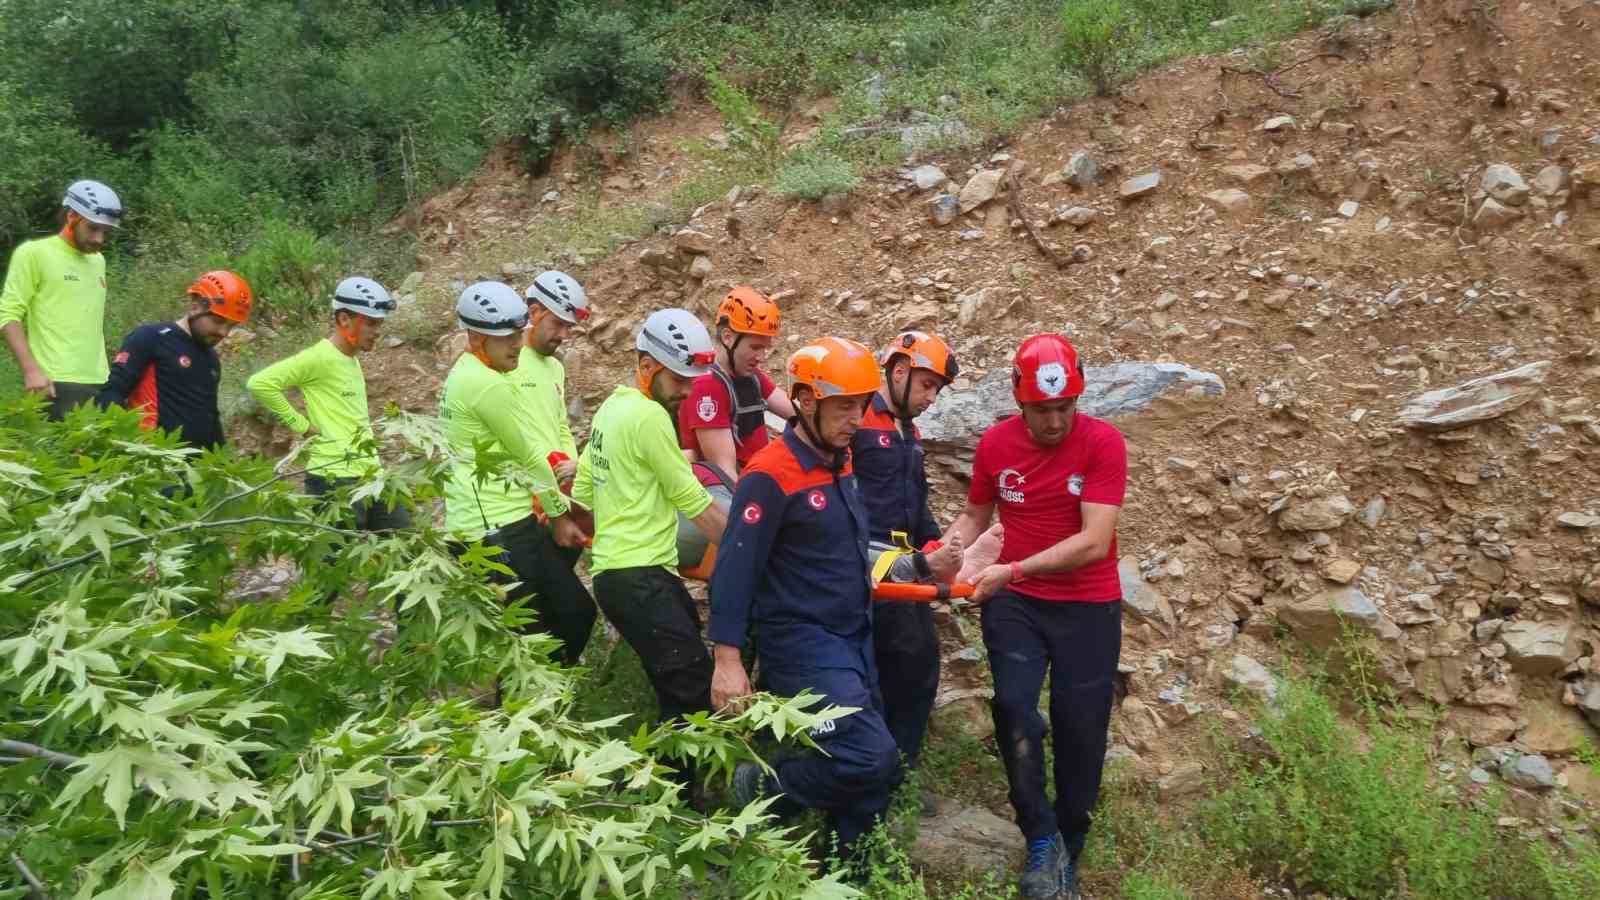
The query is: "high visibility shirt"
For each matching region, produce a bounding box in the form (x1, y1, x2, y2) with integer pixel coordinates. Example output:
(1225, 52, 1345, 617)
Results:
(246, 338, 380, 479)
(0, 235, 109, 383)
(708, 425, 874, 669)
(510, 346, 578, 460)
(440, 352, 567, 539)
(573, 386, 712, 574)
(96, 322, 224, 449)
(851, 392, 942, 547)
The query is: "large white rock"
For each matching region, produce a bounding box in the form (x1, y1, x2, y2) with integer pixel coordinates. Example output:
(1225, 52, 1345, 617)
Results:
(1397, 361, 1550, 431)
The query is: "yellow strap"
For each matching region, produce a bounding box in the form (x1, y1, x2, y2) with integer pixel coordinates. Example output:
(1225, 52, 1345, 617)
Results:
(870, 531, 917, 582)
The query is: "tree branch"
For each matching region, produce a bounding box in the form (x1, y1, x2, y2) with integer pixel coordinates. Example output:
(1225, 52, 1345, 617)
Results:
(0, 740, 80, 768)
(14, 516, 367, 590)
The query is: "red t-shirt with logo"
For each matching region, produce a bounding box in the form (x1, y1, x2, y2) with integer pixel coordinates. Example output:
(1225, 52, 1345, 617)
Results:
(968, 412, 1127, 602)
(677, 368, 777, 467)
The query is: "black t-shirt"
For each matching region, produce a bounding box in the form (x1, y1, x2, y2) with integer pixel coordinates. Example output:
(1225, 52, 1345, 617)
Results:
(96, 321, 224, 449)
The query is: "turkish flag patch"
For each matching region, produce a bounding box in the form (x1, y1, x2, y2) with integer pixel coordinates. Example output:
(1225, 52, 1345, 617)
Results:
(741, 502, 763, 525)
(807, 490, 828, 511)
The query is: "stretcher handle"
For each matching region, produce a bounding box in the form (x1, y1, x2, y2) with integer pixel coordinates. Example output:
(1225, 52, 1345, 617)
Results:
(871, 582, 976, 602)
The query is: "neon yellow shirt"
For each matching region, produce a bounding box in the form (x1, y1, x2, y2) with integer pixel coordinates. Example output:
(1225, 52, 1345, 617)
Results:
(511, 346, 578, 460)
(0, 235, 108, 384)
(573, 386, 712, 574)
(246, 338, 380, 479)
(440, 352, 567, 539)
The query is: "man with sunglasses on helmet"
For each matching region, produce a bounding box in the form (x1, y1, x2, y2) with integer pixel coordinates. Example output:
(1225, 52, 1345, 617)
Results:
(441, 282, 593, 668)
(852, 331, 965, 788)
(247, 277, 410, 534)
(96, 270, 252, 451)
(2, 180, 124, 419)
(572, 309, 728, 785)
(711, 337, 899, 871)
(513, 270, 588, 508)
(945, 333, 1126, 900)
(677, 286, 795, 485)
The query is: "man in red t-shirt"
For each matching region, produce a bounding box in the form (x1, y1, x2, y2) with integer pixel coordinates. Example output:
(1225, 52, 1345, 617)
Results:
(947, 333, 1127, 900)
(677, 286, 795, 484)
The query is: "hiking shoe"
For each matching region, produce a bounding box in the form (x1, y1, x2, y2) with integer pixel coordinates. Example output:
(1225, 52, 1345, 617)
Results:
(1018, 832, 1070, 899)
(1062, 852, 1083, 900)
(730, 761, 769, 808)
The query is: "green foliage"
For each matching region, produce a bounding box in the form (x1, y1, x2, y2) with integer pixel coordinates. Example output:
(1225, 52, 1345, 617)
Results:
(0, 401, 862, 898)
(774, 151, 861, 201)
(229, 221, 345, 323)
(1058, 1, 1140, 96)
(706, 68, 783, 168)
(0, 82, 121, 250)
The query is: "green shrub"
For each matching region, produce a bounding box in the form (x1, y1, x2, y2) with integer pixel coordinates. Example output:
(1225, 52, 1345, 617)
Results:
(774, 150, 860, 201)
(0, 82, 124, 251)
(1059, 1, 1140, 96)
(230, 220, 343, 322)
(707, 67, 783, 167)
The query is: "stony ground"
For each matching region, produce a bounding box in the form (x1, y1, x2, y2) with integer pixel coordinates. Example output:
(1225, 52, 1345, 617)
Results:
(231, 0, 1600, 888)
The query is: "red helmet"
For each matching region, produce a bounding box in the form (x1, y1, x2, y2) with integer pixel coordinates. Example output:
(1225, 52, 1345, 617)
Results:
(188, 271, 253, 323)
(1011, 333, 1084, 404)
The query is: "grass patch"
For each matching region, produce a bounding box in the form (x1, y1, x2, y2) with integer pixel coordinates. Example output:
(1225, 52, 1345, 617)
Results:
(774, 150, 862, 201)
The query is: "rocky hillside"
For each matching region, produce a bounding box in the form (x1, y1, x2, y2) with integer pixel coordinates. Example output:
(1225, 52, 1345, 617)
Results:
(236, 0, 1600, 868)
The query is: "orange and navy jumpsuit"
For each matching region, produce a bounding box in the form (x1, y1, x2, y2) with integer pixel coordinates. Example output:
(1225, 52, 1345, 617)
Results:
(709, 424, 899, 856)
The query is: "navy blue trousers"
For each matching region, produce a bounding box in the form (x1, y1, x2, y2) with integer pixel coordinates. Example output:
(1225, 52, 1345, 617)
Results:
(981, 591, 1121, 858)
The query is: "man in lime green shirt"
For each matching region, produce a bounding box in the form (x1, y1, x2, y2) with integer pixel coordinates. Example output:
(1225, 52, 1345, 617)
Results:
(441, 281, 592, 668)
(513, 269, 587, 489)
(0, 180, 122, 419)
(247, 276, 410, 534)
(572, 308, 727, 774)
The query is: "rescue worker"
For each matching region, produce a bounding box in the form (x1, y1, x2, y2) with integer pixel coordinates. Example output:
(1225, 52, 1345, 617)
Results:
(514, 269, 588, 530)
(96, 270, 251, 451)
(440, 282, 592, 667)
(852, 331, 964, 780)
(247, 277, 410, 533)
(712, 336, 898, 866)
(572, 309, 728, 777)
(677, 286, 795, 484)
(945, 333, 1127, 900)
(1, 180, 123, 418)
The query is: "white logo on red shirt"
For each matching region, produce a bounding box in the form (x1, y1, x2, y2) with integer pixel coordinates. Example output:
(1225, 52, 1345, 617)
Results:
(697, 395, 718, 422)
(741, 502, 763, 525)
(997, 468, 1027, 504)
(878, 433, 891, 448)
(807, 490, 828, 511)
(1068, 474, 1085, 496)
(1035, 362, 1067, 397)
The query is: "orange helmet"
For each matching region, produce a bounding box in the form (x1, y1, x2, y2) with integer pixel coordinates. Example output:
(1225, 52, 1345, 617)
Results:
(880, 331, 959, 381)
(717, 286, 780, 338)
(787, 336, 880, 400)
(188, 271, 253, 323)
(1011, 333, 1085, 404)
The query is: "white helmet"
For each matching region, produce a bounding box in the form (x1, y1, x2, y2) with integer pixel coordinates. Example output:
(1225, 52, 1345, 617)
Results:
(526, 270, 590, 324)
(332, 276, 396, 319)
(456, 281, 529, 336)
(636, 309, 715, 377)
(62, 180, 123, 228)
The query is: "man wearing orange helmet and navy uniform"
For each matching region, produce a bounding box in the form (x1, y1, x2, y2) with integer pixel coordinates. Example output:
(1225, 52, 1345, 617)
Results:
(946, 333, 1126, 900)
(677, 286, 795, 484)
(711, 336, 899, 870)
(96, 270, 253, 451)
(852, 331, 965, 782)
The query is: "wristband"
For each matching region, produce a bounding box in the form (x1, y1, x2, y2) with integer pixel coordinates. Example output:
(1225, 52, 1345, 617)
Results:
(921, 540, 944, 553)
(1009, 561, 1023, 582)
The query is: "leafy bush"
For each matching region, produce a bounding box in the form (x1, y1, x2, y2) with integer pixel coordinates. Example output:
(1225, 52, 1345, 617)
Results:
(228, 220, 345, 323)
(1058, 1, 1140, 96)
(0, 81, 122, 250)
(706, 67, 783, 167)
(0, 401, 863, 899)
(775, 150, 861, 201)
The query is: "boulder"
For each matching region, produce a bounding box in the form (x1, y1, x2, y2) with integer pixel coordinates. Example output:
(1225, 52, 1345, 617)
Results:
(1065, 151, 1101, 187)
(1278, 495, 1355, 532)
(1519, 697, 1597, 755)
(910, 164, 948, 191)
(688, 255, 714, 280)
(901, 119, 978, 154)
(1222, 164, 1275, 187)
(1204, 189, 1253, 215)
(1481, 164, 1530, 206)
(956, 288, 994, 328)
(930, 689, 994, 742)
(1499, 621, 1579, 676)
(1446, 707, 1519, 746)
(1119, 171, 1162, 200)
(1532, 165, 1568, 197)
(1118, 558, 1175, 635)
(1051, 206, 1099, 228)
(912, 799, 1024, 877)
(1580, 682, 1600, 730)
(1556, 512, 1600, 529)
(1277, 587, 1400, 650)
(673, 228, 716, 255)
(919, 362, 1225, 445)
(928, 194, 961, 226)
(1223, 654, 1277, 702)
(1397, 361, 1550, 431)
(1156, 762, 1207, 800)
(1473, 197, 1524, 230)
(1500, 753, 1557, 790)
(1260, 115, 1297, 133)
(958, 169, 1005, 213)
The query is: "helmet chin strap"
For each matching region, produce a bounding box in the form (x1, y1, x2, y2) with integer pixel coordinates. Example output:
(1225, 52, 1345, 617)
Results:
(891, 362, 915, 421)
(720, 328, 744, 374)
(638, 359, 665, 399)
(335, 314, 365, 351)
(468, 333, 496, 369)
